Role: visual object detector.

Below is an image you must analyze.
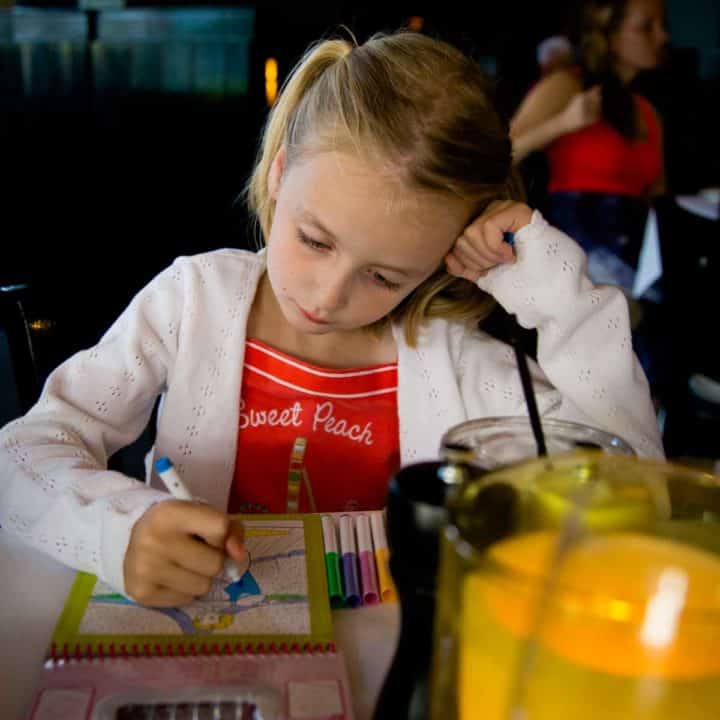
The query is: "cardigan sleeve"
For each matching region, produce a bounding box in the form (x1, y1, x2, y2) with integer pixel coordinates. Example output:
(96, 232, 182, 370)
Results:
(0, 258, 191, 593)
(463, 210, 664, 459)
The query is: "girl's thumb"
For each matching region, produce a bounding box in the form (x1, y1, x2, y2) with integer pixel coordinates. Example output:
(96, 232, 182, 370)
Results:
(225, 520, 247, 565)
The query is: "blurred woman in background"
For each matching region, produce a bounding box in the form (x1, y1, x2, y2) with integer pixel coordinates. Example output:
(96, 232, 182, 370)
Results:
(510, 0, 669, 294)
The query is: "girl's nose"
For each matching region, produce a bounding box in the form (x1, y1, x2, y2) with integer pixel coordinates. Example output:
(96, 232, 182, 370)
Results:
(314, 269, 351, 313)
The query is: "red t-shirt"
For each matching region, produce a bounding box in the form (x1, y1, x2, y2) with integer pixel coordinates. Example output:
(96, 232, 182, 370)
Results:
(228, 339, 400, 514)
(547, 95, 662, 197)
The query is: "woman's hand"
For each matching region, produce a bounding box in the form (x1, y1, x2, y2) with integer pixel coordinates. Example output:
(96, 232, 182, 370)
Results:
(445, 200, 533, 283)
(560, 85, 601, 134)
(124, 500, 246, 607)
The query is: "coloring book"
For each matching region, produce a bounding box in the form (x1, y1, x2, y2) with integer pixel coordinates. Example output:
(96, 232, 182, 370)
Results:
(28, 514, 354, 719)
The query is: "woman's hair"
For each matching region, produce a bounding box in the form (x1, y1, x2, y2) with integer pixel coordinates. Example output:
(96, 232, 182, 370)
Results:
(576, 0, 638, 138)
(247, 30, 522, 346)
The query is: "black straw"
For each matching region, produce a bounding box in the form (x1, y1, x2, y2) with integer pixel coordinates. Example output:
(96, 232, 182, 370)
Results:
(507, 315, 547, 457)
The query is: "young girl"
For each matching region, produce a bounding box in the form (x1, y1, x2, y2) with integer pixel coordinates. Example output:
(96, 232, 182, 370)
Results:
(0, 31, 662, 608)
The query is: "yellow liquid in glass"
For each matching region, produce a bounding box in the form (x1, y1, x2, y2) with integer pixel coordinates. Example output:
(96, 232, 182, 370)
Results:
(460, 530, 720, 719)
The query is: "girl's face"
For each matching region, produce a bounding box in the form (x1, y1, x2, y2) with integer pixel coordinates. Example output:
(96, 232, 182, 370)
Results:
(610, 0, 668, 76)
(264, 149, 473, 335)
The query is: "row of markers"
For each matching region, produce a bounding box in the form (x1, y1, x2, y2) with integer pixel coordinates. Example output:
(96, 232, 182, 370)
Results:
(321, 512, 397, 608)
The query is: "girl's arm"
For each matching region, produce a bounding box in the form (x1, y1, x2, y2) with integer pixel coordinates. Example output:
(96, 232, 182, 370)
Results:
(457, 211, 663, 458)
(510, 70, 599, 164)
(0, 260, 187, 592)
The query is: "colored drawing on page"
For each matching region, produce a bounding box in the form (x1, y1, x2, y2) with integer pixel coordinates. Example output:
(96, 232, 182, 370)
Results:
(79, 520, 311, 637)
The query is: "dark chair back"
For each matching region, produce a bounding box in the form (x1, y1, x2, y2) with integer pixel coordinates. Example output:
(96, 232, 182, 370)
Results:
(0, 284, 42, 421)
(653, 195, 720, 458)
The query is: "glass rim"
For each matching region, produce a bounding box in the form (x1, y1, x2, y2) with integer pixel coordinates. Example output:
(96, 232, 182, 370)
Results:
(440, 415, 636, 456)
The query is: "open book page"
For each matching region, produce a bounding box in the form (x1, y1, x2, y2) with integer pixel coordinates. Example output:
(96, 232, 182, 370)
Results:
(51, 515, 332, 656)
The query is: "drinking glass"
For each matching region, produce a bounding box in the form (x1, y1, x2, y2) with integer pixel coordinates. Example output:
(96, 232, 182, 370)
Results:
(440, 416, 634, 471)
(430, 451, 720, 720)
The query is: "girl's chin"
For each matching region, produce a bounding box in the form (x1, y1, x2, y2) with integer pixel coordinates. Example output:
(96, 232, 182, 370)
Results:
(284, 313, 370, 337)
(283, 307, 336, 334)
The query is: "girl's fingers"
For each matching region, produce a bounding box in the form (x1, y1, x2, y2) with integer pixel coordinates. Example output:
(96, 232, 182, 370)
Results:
(451, 240, 488, 268)
(458, 228, 505, 262)
(478, 200, 534, 235)
(152, 560, 215, 599)
(169, 534, 226, 578)
(225, 530, 247, 566)
(454, 230, 514, 270)
(462, 220, 516, 262)
(445, 252, 471, 280)
(136, 586, 196, 608)
(452, 242, 497, 273)
(485, 236, 515, 263)
(479, 221, 517, 259)
(446, 252, 485, 283)
(125, 553, 200, 607)
(168, 502, 232, 550)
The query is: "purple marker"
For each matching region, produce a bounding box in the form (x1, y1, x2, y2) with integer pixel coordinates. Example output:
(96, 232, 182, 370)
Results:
(356, 514, 379, 605)
(339, 514, 361, 608)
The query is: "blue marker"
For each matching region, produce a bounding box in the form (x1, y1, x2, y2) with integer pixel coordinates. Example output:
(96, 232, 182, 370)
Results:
(225, 557, 260, 602)
(155, 457, 242, 582)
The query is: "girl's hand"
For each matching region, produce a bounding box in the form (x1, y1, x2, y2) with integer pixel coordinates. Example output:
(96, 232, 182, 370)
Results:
(445, 200, 533, 283)
(124, 500, 246, 607)
(560, 85, 601, 134)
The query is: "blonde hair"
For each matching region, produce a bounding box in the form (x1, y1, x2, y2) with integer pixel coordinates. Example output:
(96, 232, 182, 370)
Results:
(247, 31, 523, 346)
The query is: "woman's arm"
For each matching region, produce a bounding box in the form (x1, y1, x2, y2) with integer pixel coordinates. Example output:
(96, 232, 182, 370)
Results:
(510, 70, 599, 164)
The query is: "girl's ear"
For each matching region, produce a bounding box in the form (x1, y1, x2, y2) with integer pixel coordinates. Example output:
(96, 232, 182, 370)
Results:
(268, 146, 287, 200)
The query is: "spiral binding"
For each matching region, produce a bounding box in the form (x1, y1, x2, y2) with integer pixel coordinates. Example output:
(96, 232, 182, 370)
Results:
(49, 640, 337, 664)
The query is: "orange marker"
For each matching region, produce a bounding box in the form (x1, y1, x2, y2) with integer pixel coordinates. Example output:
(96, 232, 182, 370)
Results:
(370, 512, 397, 602)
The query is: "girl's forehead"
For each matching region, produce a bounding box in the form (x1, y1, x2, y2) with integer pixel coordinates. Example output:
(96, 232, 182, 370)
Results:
(286, 151, 471, 231)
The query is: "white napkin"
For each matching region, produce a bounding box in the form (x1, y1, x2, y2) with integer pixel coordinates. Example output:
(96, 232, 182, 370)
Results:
(633, 207, 663, 298)
(676, 188, 720, 221)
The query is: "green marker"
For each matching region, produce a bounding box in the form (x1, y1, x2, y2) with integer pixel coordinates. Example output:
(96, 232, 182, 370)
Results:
(322, 515, 344, 608)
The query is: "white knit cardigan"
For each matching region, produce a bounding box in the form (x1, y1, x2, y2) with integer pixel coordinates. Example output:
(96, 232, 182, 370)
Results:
(0, 212, 663, 593)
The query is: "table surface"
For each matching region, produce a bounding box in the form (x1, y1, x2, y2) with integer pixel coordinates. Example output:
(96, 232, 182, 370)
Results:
(0, 531, 400, 720)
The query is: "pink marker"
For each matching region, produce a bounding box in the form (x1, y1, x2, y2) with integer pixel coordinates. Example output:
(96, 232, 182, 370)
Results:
(356, 514, 379, 605)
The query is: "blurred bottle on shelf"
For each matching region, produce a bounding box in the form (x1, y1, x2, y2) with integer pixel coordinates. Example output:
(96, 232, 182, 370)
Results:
(1, 6, 89, 103)
(92, 7, 255, 98)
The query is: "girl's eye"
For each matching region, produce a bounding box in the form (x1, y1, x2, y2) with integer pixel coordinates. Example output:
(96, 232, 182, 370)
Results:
(370, 270, 401, 291)
(298, 230, 330, 251)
